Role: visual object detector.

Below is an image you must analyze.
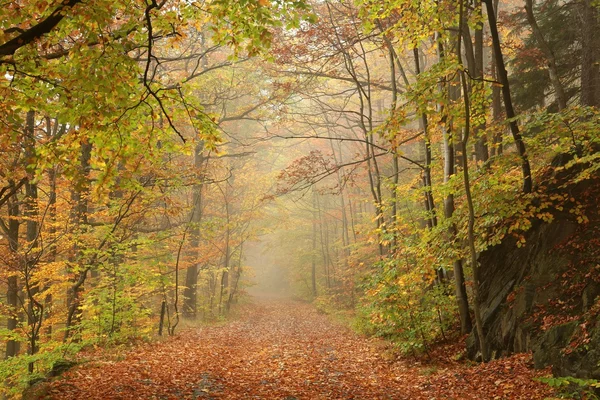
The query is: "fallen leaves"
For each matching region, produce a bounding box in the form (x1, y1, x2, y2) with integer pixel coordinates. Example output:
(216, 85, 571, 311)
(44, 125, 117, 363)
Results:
(46, 299, 555, 399)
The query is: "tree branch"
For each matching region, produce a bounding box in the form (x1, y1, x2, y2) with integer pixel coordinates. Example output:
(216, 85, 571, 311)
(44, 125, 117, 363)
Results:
(0, 0, 83, 58)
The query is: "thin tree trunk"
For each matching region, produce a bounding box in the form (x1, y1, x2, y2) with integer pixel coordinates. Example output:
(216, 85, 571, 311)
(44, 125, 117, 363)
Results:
(45, 166, 57, 338)
(461, 1, 488, 360)
(170, 228, 187, 335)
(324, 215, 336, 286)
(158, 299, 167, 336)
(348, 196, 357, 244)
(484, 0, 532, 193)
(311, 188, 318, 298)
(65, 138, 93, 339)
(474, 6, 489, 162)
(439, 37, 473, 335)
(183, 144, 204, 319)
(43, 121, 64, 338)
(226, 242, 245, 311)
(460, 106, 488, 361)
(317, 194, 331, 289)
(219, 200, 231, 315)
(462, 7, 489, 162)
(5, 188, 20, 358)
(23, 110, 42, 372)
(524, 0, 568, 110)
(579, 0, 600, 107)
(388, 36, 400, 252)
(329, 140, 350, 260)
(490, 50, 503, 156)
(413, 48, 437, 228)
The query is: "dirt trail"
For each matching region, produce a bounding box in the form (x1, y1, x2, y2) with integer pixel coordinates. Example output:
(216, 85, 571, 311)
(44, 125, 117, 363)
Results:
(47, 298, 553, 399)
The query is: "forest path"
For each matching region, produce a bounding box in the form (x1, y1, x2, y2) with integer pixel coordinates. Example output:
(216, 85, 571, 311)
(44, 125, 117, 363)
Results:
(47, 298, 553, 399)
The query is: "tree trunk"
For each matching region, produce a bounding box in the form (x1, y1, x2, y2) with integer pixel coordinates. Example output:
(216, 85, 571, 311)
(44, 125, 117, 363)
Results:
(474, 6, 489, 163)
(158, 300, 167, 336)
(219, 196, 231, 315)
(183, 144, 204, 319)
(460, 2, 488, 360)
(4, 178, 21, 358)
(461, 128, 488, 361)
(23, 110, 42, 372)
(388, 37, 400, 252)
(335, 142, 350, 260)
(226, 242, 245, 312)
(524, 0, 568, 110)
(348, 195, 357, 244)
(413, 48, 437, 228)
(317, 195, 331, 289)
(484, 0, 532, 193)
(462, 7, 489, 163)
(441, 54, 473, 334)
(311, 188, 318, 298)
(64, 139, 93, 341)
(45, 166, 57, 338)
(490, 52, 503, 156)
(579, 0, 600, 107)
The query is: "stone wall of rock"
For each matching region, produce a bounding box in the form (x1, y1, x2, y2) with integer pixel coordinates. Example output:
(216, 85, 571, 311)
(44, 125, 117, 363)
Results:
(467, 175, 600, 379)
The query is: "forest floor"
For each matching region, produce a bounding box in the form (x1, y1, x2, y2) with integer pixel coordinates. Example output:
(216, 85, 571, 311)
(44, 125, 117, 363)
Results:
(45, 297, 556, 399)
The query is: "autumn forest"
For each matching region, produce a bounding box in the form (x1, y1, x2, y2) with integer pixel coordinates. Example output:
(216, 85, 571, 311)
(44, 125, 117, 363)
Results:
(1, 0, 599, 398)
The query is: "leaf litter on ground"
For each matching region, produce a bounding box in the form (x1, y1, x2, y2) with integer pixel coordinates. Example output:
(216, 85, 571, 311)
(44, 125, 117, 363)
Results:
(46, 299, 556, 399)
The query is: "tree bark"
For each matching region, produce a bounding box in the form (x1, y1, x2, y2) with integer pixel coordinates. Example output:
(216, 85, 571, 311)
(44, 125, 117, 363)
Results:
(579, 0, 600, 107)
(23, 110, 43, 372)
(474, 6, 489, 163)
(65, 138, 93, 340)
(218, 190, 231, 316)
(484, 0, 532, 193)
(0, 0, 83, 56)
(5, 190, 20, 358)
(311, 188, 318, 298)
(440, 38, 473, 334)
(524, 0, 568, 110)
(461, 1, 488, 360)
(387, 36, 400, 252)
(413, 48, 437, 229)
(183, 144, 205, 319)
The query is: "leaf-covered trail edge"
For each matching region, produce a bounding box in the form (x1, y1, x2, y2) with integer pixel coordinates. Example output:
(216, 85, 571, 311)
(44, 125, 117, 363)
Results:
(47, 299, 555, 399)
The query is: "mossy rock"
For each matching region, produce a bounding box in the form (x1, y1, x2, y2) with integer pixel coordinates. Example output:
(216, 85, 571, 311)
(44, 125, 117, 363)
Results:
(48, 359, 77, 377)
(532, 321, 578, 369)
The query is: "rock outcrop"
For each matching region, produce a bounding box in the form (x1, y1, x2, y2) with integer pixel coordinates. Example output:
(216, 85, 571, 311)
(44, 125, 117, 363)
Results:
(467, 171, 600, 379)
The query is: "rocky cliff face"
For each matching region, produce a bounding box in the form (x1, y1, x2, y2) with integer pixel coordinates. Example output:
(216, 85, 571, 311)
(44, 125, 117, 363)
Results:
(467, 172, 600, 379)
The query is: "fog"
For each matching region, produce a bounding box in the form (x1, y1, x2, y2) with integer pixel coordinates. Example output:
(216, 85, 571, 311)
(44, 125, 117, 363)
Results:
(244, 236, 292, 298)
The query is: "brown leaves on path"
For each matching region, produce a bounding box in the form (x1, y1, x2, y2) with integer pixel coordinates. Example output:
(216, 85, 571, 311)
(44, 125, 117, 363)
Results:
(47, 299, 554, 399)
